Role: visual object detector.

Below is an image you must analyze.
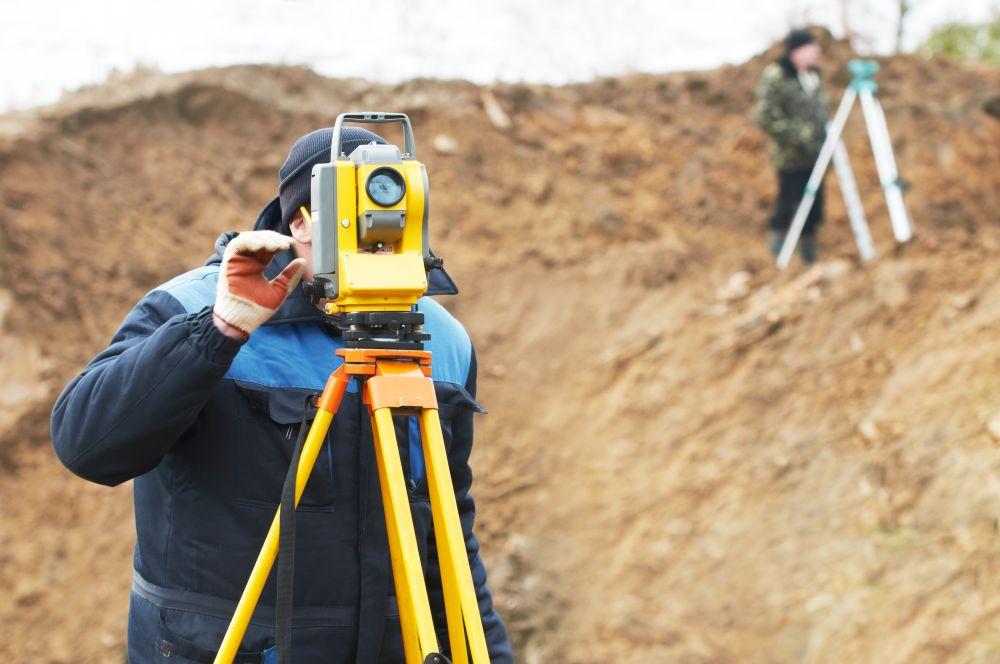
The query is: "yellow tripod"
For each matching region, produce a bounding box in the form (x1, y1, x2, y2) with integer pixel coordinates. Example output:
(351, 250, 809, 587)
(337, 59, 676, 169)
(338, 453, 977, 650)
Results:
(213, 347, 490, 664)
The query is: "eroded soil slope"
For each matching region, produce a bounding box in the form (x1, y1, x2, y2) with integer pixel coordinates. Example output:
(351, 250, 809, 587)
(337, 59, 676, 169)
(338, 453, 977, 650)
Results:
(1, 36, 998, 662)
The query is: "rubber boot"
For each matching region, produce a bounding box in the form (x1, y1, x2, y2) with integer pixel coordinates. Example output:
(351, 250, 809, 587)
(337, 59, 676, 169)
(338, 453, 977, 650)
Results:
(799, 233, 818, 265)
(767, 230, 784, 258)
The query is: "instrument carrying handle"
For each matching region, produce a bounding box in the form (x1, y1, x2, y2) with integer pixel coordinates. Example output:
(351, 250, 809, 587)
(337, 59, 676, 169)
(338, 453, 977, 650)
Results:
(331, 112, 417, 158)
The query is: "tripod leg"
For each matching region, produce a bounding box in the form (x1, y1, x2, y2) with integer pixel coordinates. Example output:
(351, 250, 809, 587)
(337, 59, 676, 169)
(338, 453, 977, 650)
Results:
(832, 138, 876, 260)
(879, 128, 913, 241)
(213, 368, 351, 664)
(370, 407, 441, 664)
(420, 409, 490, 664)
(858, 89, 913, 243)
(776, 88, 857, 269)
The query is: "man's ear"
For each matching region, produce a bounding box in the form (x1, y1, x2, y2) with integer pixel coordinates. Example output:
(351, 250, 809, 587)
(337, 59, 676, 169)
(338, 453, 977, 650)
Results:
(288, 212, 312, 244)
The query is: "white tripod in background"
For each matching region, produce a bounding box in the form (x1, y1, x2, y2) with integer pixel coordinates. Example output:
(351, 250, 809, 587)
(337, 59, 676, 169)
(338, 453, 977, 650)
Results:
(777, 59, 914, 269)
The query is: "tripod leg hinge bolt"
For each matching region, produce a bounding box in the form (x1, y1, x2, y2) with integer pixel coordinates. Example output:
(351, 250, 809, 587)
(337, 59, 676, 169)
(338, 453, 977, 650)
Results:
(424, 655, 451, 664)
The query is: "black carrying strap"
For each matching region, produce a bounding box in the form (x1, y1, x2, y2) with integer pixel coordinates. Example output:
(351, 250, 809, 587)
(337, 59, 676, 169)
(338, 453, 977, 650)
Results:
(276, 396, 315, 664)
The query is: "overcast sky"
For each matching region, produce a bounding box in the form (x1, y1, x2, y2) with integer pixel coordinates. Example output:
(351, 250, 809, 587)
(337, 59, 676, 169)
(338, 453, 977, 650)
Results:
(1, 0, 994, 111)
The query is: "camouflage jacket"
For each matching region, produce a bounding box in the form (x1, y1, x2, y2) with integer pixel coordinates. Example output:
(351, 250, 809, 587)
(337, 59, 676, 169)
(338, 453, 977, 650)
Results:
(755, 58, 829, 171)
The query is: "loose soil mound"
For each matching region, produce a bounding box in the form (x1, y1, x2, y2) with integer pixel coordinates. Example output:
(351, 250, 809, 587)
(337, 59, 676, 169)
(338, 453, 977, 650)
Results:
(1, 34, 998, 662)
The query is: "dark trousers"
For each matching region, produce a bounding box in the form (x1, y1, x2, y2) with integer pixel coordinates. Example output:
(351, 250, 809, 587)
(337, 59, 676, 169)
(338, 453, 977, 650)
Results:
(768, 168, 823, 264)
(769, 168, 824, 234)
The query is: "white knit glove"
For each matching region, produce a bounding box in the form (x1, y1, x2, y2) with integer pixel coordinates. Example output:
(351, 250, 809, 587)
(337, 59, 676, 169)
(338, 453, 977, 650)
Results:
(213, 231, 306, 336)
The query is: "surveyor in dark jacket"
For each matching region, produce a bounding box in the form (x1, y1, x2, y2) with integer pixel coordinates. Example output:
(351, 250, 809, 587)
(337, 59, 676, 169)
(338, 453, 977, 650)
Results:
(51, 126, 513, 663)
(755, 28, 829, 264)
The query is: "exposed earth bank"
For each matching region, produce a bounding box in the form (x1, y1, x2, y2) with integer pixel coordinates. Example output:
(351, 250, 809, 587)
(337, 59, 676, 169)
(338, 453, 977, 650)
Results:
(1, 35, 998, 662)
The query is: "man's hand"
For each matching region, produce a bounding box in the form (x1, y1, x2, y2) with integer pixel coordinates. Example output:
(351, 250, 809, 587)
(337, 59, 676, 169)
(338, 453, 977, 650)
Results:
(213, 231, 306, 339)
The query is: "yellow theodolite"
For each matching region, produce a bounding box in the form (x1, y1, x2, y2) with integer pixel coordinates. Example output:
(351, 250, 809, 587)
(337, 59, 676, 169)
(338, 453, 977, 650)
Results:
(306, 112, 434, 315)
(213, 113, 490, 664)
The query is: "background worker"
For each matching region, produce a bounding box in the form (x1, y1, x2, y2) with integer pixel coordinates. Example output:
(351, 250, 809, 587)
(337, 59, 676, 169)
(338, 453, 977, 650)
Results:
(50, 126, 513, 663)
(755, 28, 828, 264)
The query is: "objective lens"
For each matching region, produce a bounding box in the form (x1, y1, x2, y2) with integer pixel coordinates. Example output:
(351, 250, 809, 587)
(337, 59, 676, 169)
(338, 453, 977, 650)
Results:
(366, 168, 406, 207)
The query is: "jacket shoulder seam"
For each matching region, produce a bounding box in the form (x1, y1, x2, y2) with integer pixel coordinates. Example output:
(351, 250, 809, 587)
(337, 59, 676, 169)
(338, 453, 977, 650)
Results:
(151, 266, 219, 314)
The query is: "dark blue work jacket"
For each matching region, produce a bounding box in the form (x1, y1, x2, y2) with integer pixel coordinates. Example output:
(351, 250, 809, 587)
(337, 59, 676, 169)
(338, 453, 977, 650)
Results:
(51, 200, 512, 663)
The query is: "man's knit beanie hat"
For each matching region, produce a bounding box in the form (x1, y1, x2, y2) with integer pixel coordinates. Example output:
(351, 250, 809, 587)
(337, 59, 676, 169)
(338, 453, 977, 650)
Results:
(785, 28, 816, 54)
(278, 127, 388, 230)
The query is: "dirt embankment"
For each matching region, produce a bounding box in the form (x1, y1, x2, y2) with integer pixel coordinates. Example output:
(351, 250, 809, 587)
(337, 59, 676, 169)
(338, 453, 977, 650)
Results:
(1, 35, 998, 662)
